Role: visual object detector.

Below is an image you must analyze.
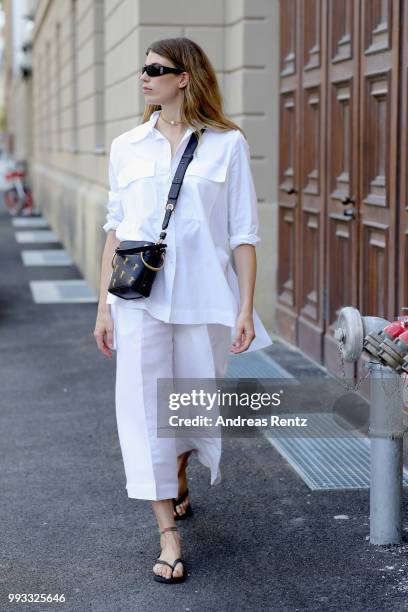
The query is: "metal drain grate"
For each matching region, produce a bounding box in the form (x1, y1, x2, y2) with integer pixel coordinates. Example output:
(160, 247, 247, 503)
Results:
(264, 413, 408, 490)
(226, 350, 294, 379)
(21, 250, 73, 266)
(29, 280, 97, 303)
(15, 230, 59, 243)
(12, 217, 49, 228)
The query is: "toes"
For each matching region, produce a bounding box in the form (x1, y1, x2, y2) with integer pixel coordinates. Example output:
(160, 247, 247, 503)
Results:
(153, 563, 161, 577)
(176, 502, 185, 515)
(173, 562, 183, 578)
(155, 558, 177, 579)
(154, 558, 183, 580)
(175, 497, 189, 516)
(154, 563, 169, 579)
(161, 565, 169, 578)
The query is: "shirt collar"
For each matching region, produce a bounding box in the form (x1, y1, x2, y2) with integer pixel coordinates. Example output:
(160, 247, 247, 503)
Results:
(129, 110, 195, 144)
(147, 110, 162, 137)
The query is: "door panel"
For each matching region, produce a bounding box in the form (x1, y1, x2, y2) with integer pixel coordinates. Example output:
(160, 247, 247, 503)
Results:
(398, 0, 408, 315)
(297, 0, 327, 363)
(324, 0, 360, 376)
(358, 0, 399, 323)
(277, 0, 402, 375)
(277, 0, 327, 358)
(277, 0, 299, 342)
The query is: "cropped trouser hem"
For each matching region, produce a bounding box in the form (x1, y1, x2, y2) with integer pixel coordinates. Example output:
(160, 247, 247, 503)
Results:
(126, 453, 222, 501)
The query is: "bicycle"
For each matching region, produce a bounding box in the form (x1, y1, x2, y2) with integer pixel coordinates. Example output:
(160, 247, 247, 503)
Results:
(4, 164, 34, 216)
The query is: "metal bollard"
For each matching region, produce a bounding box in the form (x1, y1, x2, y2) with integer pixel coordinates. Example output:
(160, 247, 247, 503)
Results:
(363, 361, 404, 544)
(335, 307, 406, 545)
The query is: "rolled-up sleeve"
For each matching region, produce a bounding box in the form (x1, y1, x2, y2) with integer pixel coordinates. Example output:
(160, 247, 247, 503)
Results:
(102, 140, 124, 233)
(227, 131, 261, 251)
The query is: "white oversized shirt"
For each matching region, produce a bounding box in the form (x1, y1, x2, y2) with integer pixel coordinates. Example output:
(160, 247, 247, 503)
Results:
(103, 110, 273, 352)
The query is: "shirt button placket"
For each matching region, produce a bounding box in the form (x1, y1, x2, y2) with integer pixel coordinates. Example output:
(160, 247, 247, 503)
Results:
(167, 148, 178, 321)
(164, 142, 176, 322)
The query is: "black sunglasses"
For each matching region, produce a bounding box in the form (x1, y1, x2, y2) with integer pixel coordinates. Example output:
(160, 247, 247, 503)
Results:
(141, 62, 184, 77)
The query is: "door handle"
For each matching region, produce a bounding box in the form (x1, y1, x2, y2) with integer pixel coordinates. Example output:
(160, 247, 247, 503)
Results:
(343, 208, 357, 219)
(341, 195, 355, 205)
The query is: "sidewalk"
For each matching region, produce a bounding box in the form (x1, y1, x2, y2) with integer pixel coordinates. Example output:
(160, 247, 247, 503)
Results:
(1, 201, 408, 612)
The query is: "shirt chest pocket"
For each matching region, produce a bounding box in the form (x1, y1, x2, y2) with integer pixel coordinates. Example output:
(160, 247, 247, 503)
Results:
(117, 158, 157, 218)
(178, 158, 228, 221)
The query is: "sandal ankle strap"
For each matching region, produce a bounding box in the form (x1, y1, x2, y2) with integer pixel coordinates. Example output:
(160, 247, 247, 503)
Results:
(159, 525, 179, 535)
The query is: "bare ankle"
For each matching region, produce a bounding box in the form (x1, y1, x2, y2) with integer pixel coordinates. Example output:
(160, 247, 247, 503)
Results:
(160, 530, 181, 543)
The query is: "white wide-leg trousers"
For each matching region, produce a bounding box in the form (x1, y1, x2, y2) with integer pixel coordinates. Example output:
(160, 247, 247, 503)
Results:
(110, 302, 232, 501)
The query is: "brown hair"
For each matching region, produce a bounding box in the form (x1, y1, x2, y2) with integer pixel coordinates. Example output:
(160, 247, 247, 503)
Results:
(141, 37, 246, 143)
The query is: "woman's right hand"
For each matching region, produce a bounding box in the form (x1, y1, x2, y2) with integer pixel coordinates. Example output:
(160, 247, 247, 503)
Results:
(94, 306, 115, 358)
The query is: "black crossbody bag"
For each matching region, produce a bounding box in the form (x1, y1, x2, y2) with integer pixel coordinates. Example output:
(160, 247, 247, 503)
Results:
(108, 128, 205, 300)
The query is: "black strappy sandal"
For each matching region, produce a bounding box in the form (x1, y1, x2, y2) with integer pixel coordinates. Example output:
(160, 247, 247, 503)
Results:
(153, 526, 187, 584)
(172, 487, 193, 520)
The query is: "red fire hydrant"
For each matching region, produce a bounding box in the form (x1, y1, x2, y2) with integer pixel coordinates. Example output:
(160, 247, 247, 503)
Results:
(364, 318, 408, 366)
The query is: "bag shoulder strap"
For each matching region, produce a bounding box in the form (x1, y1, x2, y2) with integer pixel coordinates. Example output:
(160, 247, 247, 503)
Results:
(158, 127, 206, 241)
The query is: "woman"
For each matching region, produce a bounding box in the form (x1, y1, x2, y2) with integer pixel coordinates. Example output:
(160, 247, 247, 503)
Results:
(94, 37, 273, 584)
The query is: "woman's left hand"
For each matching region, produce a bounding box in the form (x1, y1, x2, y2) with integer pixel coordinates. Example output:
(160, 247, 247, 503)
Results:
(230, 309, 255, 353)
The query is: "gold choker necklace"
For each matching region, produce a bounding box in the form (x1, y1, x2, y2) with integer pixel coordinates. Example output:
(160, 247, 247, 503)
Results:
(160, 112, 184, 126)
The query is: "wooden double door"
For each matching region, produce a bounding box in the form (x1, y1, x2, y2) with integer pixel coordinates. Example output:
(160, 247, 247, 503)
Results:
(277, 0, 408, 377)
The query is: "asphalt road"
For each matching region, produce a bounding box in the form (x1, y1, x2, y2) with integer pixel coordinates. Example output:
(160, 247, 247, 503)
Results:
(1, 202, 408, 612)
